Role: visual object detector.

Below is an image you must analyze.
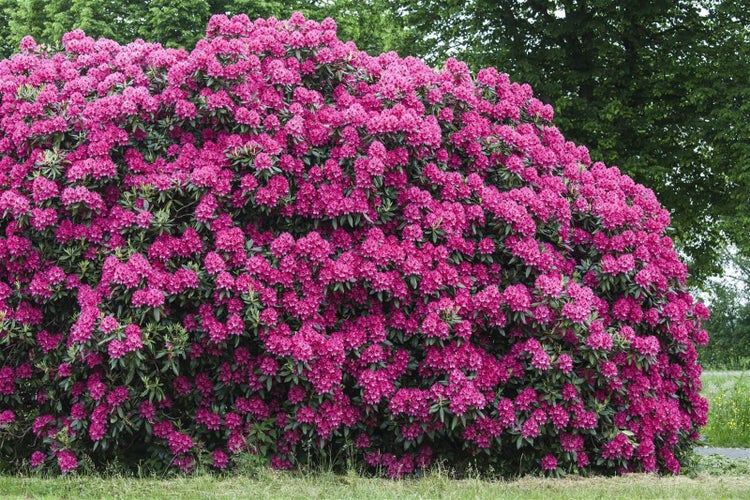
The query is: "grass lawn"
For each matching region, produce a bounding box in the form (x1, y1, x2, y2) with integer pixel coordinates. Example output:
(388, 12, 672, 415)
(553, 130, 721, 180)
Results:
(1, 467, 750, 500)
(701, 371, 750, 447)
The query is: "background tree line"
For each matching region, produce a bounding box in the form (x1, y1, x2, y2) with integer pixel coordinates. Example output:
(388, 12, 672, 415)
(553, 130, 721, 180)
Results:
(0, 1, 406, 61)
(0, 0, 748, 365)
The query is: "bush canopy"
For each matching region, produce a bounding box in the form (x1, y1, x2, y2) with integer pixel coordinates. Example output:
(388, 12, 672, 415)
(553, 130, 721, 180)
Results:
(0, 14, 708, 476)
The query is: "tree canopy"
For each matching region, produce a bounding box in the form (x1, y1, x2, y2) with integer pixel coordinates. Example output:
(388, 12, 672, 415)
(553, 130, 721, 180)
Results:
(0, 1, 405, 57)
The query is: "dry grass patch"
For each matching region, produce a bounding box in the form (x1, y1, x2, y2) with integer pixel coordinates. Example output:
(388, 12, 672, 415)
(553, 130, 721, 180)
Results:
(2, 470, 750, 499)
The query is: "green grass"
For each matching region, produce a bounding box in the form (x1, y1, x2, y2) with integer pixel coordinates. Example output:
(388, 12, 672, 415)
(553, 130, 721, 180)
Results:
(1, 454, 749, 499)
(0, 463, 749, 500)
(702, 371, 750, 447)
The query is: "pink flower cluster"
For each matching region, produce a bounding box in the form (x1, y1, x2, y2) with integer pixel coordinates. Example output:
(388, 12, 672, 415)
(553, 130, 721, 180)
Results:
(0, 12, 708, 476)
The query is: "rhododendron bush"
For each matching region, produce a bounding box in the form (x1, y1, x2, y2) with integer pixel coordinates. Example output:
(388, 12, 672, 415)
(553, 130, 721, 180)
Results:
(0, 13, 710, 476)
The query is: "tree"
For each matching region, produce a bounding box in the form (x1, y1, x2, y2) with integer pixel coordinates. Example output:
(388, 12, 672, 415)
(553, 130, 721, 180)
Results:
(699, 250, 750, 368)
(394, 0, 750, 284)
(0, 0, 19, 56)
(0, 1, 152, 52)
(693, 2, 750, 265)
(0, 0, 405, 56)
(145, 0, 212, 48)
(3, 0, 49, 49)
(298, 0, 406, 54)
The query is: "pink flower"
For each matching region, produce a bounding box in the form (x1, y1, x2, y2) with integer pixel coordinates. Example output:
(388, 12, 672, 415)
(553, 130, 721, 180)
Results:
(175, 100, 197, 118)
(106, 386, 129, 407)
(139, 401, 157, 421)
(195, 194, 218, 221)
(70, 403, 88, 420)
(19, 35, 38, 51)
(586, 330, 613, 350)
(535, 273, 564, 298)
(36, 330, 63, 353)
(515, 387, 537, 411)
(586, 322, 613, 351)
(87, 377, 108, 400)
(30, 451, 47, 468)
(108, 339, 127, 359)
(556, 353, 573, 373)
(56, 450, 78, 473)
(478, 238, 494, 254)
(0, 367, 14, 395)
(561, 302, 590, 323)
(212, 449, 229, 469)
(560, 433, 584, 452)
(0, 410, 15, 425)
(174, 455, 196, 473)
(541, 454, 557, 471)
(548, 405, 569, 429)
(633, 336, 660, 356)
(99, 316, 119, 334)
(168, 431, 194, 455)
(32, 415, 55, 437)
(56, 363, 72, 378)
(503, 284, 532, 312)
(270, 455, 293, 470)
(531, 350, 551, 371)
(196, 409, 221, 431)
(254, 153, 272, 170)
(521, 417, 539, 438)
(131, 288, 165, 308)
(599, 361, 618, 378)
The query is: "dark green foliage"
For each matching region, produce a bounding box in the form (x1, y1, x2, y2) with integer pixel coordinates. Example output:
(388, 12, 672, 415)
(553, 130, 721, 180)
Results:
(699, 253, 750, 369)
(699, 283, 750, 369)
(0, 0, 405, 56)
